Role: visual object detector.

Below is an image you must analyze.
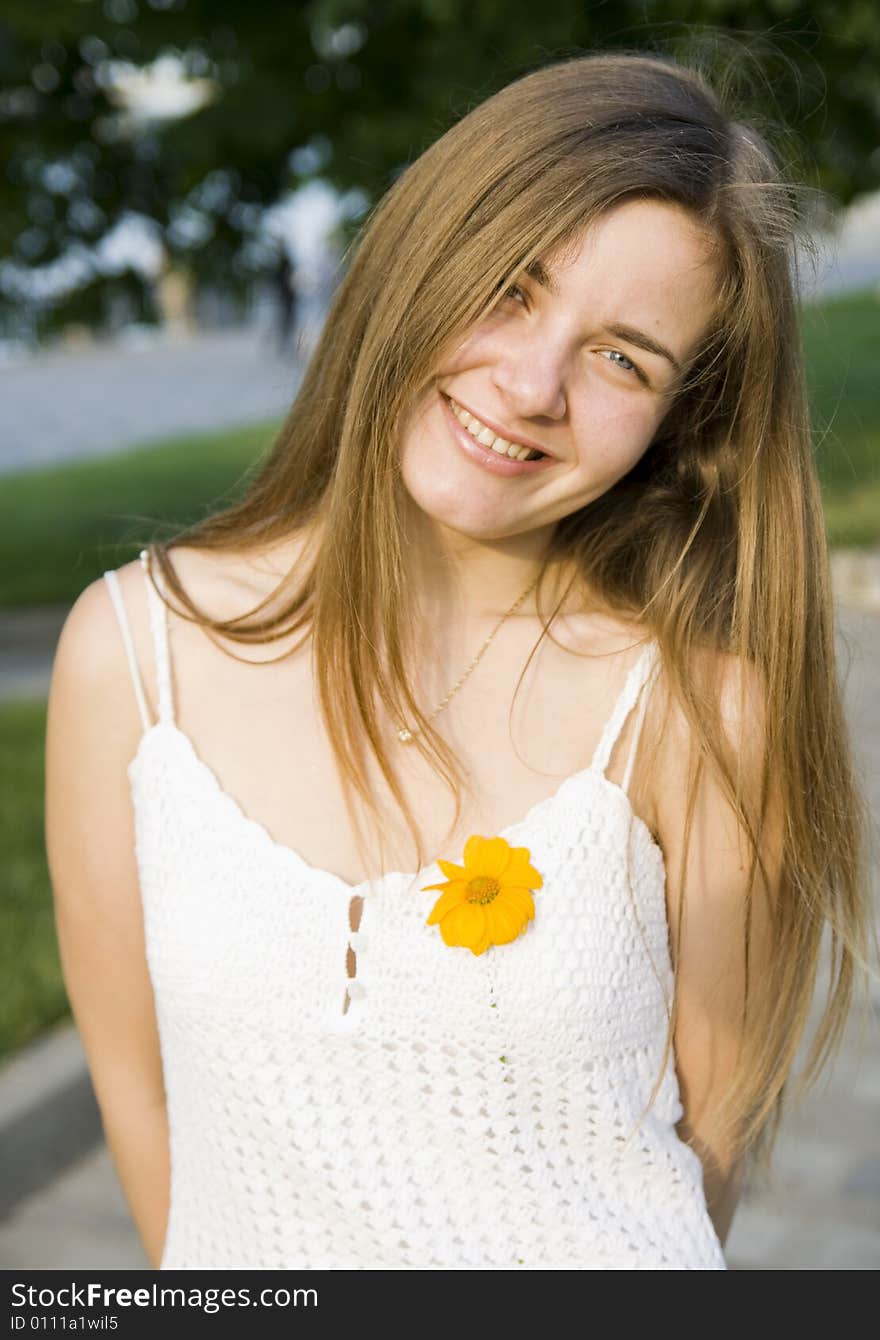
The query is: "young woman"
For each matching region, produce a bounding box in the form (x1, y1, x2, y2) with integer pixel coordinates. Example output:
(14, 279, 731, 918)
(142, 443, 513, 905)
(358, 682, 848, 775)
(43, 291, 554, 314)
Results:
(45, 48, 873, 1271)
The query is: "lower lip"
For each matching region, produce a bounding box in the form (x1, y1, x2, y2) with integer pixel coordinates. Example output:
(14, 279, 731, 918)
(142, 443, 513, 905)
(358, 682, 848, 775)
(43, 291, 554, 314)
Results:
(439, 393, 556, 477)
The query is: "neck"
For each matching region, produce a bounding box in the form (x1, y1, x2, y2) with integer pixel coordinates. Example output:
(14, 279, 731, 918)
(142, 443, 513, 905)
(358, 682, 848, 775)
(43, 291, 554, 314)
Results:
(403, 511, 567, 629)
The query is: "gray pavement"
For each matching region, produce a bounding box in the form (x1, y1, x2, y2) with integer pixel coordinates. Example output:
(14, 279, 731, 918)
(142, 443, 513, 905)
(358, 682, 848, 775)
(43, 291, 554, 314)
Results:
(0, 599, 877, 1269)
(0, 605, 70, 702)
(0, 1143, 149, 1270)
(0, 325, 305, 475)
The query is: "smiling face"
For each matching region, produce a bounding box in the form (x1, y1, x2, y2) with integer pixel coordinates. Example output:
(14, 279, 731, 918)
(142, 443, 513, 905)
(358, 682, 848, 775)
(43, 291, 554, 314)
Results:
(397, 198, 721, 546)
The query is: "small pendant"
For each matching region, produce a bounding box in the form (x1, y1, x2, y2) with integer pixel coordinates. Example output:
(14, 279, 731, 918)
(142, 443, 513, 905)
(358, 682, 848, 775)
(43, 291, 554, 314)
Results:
(397, 726, 415, 744)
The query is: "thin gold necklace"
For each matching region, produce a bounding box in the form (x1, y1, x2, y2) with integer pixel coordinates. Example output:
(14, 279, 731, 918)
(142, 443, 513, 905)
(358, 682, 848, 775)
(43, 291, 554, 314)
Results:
(396, 573, 541, 744)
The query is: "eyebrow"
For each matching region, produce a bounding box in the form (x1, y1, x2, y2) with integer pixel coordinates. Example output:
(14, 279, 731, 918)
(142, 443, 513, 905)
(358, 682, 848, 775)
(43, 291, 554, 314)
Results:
(523, 258, 683, 375)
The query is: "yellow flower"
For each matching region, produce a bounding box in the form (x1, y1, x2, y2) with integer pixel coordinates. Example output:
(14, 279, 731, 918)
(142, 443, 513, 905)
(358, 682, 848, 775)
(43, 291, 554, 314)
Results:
(422, 834, 543, 956)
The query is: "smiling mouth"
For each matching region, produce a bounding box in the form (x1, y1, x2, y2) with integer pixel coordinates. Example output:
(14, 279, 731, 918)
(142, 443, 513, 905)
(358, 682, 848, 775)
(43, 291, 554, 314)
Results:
(443, 394, 548, 461)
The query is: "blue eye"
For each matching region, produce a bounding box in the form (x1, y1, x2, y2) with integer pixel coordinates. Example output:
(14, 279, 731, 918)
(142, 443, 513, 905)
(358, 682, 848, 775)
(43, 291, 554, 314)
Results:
(602, 349, 642, 379)
(501, 283, 527, 305)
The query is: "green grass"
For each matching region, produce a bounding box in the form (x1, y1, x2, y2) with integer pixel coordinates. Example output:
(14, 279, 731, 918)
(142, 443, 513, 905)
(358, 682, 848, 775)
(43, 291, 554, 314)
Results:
(0, 418, 281, 606)
(822, 474, 880, 548)
(800, 290, 880, 546)
(0, 699, 68, 1064)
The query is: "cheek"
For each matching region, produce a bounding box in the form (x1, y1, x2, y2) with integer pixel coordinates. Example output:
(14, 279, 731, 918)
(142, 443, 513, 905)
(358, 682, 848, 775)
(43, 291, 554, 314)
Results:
(436, 327, 494, 373)
(397, 386, 437, 446)
(572, 398, 657, 469)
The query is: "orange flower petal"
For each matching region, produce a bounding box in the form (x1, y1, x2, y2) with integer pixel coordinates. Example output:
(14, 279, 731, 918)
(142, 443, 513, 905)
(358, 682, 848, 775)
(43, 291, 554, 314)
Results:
(436, 858, 466, 879)
(469, 924, 492, 956)
(462, 834, 488, 868)
(485, 898, 527, 945)
(498, 886, 536, 921)
(464, 835, 512, 880)
(425, 883, 467, 925)
(439, 901, 486, 952)
(504, 849, 544, 888)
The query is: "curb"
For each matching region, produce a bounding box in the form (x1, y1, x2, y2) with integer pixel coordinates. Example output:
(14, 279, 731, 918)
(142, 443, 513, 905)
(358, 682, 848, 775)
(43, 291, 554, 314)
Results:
(0, 603, 68, 705)
(0, 1020, 102, 1221)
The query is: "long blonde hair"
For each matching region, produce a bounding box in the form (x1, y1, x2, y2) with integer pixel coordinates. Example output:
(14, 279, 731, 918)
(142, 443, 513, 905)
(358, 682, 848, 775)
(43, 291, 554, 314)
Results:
(141, 47, 876, 1179)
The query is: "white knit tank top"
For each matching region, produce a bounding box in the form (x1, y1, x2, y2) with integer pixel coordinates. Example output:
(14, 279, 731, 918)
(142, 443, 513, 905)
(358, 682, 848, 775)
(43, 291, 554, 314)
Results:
(102, 549, 727, 1271)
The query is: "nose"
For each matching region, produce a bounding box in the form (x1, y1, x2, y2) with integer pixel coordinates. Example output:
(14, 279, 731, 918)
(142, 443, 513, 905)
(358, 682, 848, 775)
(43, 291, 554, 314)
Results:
(490, 341, 568, 421)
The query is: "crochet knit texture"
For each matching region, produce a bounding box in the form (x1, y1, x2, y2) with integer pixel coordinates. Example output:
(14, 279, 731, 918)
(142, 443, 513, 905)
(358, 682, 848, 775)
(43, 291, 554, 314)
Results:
(102, 551, 727, 1270)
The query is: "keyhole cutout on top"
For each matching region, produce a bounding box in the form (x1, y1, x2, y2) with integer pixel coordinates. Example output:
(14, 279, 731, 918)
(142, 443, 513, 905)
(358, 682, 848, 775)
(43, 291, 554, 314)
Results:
(341, 893, 365, 1015)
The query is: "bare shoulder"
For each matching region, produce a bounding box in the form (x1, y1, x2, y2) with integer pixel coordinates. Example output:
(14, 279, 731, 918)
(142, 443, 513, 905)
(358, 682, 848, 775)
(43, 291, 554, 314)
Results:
(644, 642, 769, 791)
(50, 558, 158, 746)
(56, 559, 143, 669)
(50, 529, 314, 745)
(646, 638, 781, 946)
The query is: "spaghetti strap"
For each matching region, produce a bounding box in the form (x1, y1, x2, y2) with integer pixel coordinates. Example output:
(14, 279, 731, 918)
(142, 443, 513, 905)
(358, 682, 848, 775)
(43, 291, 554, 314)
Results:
(103, 569, 151, 732)
(620, 650, 660, 797)
(589, 640, 660, 792)
(139, 547, 176, 726)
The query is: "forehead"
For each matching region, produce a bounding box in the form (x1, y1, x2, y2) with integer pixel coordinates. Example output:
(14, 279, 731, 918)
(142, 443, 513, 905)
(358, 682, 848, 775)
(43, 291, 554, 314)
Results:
(544, 198, 717, 275)
(535, 199, 721, 351)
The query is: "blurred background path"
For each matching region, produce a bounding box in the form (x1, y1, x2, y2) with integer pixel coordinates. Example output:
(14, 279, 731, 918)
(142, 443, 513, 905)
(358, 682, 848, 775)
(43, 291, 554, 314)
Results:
(0, 326, 305, 477)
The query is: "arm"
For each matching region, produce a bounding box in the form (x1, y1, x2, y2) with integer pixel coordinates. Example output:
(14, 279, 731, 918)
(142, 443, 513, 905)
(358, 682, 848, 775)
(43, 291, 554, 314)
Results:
(45, 572, 170, 1269)
(651, 654, 783, 1248)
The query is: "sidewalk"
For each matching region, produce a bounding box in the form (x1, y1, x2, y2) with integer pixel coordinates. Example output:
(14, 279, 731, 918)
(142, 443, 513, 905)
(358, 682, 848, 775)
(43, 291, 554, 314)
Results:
(0, 599, 877, 1270)
(0, 604, 71, 702)
(0, 325, 306, 476)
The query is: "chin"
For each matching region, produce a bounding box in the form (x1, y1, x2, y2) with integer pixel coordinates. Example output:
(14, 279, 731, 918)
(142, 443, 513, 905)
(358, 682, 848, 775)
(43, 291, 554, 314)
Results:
(403, 483, 502, 538)
(400, 456, 513, 537)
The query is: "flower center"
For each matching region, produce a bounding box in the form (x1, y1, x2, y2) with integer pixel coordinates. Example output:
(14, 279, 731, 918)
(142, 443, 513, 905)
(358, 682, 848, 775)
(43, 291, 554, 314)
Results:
(465, 875, 500, 905)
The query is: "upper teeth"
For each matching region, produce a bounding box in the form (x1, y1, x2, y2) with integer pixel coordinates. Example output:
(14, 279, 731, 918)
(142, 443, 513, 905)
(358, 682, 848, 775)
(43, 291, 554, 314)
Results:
(448, 398, 543, 461)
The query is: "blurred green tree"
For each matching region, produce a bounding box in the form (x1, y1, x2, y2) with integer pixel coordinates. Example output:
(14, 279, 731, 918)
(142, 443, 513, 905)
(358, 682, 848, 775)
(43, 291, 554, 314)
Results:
(1, 0, 878, 337)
